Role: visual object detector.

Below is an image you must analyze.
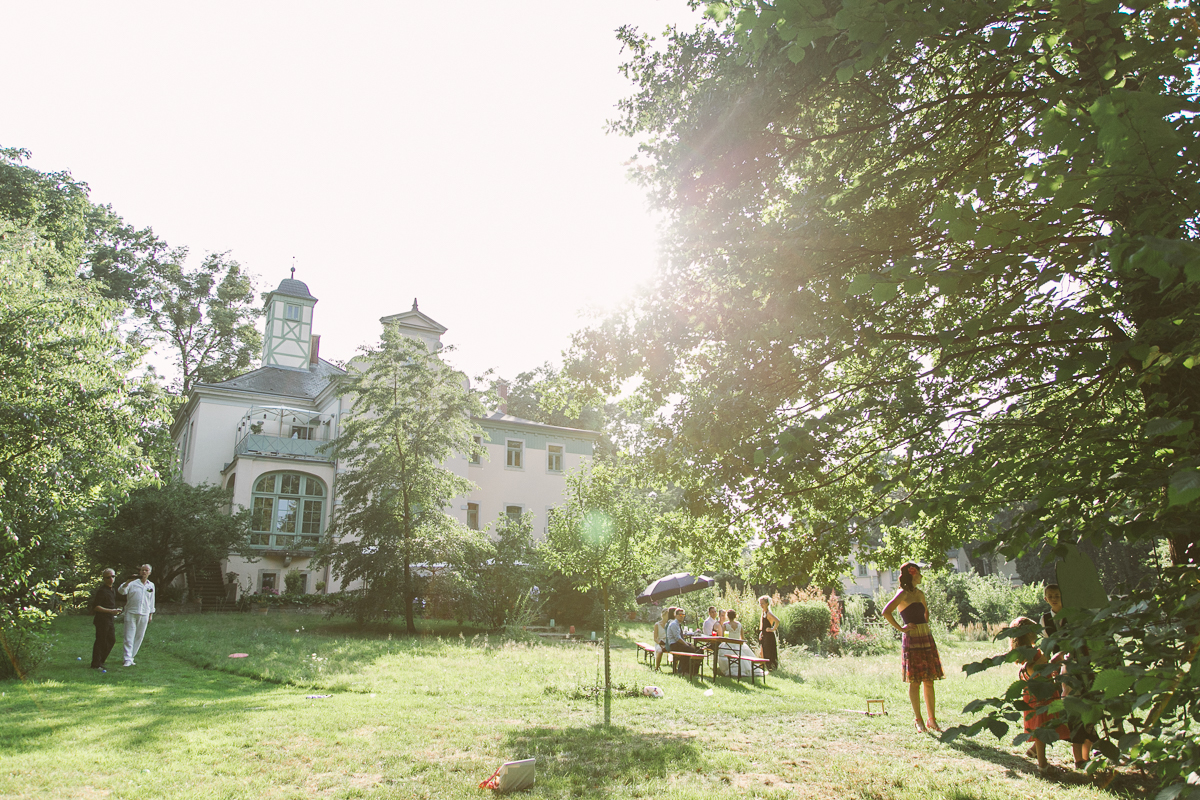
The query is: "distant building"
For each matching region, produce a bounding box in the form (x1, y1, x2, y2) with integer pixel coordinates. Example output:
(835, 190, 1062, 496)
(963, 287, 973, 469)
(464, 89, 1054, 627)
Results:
(839, 546, 1021, 598)
(171, 275, 599, 601)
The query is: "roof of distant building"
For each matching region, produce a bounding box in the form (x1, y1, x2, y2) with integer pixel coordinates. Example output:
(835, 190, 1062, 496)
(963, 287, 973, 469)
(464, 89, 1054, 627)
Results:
(476, 409, 601, 438)
(203, 359, 345, 400)
(270, 278, 317, 302)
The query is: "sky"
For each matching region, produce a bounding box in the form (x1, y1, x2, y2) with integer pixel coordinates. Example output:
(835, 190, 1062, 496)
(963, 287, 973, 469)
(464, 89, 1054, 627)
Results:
(2, 1, 703, 382)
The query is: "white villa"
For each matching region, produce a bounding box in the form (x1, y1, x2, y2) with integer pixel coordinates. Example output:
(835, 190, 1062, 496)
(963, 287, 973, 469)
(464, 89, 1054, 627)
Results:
(171, 275, 600, 602)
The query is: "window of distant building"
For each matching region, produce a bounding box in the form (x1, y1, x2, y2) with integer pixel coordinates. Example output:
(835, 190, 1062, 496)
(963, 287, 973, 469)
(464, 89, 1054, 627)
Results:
(290, 425, 314, 440)
(470, 435, 482, 465)
(857, 562, 868, 577)
(547, 444, 564, 473)
(505, 505, 523, 523)
(259, 571, 280, 593)
(285, 303, 302, 320)
(250, 472, 325, 550)
(506, 440, 523, 469)
(467, 503, 479, 531)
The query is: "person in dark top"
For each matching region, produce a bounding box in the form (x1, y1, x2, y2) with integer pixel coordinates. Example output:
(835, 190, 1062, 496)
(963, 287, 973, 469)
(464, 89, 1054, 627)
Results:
(758, 595, 780, 670)
(1041, 582, 1096, 769)
(883, 561, 945, 733)
(89, 569, 121, 671)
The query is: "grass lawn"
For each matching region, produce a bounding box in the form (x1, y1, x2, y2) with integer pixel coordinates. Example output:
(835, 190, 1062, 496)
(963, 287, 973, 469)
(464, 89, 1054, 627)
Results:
(0, 613, 1150, 799)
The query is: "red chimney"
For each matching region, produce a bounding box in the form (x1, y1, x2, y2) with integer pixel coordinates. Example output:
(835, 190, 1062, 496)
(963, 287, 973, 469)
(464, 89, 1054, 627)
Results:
(498, 381, 509, 415)
(310, 335, 320, 366)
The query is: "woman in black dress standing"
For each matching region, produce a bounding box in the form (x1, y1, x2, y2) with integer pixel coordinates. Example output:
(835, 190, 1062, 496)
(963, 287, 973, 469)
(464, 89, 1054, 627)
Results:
(758, 595, 780, 669)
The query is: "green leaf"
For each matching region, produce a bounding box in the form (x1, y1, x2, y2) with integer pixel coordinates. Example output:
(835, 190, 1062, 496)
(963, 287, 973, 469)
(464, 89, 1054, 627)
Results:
(1093, 668, 1136, 699)
(872, 282, 898, 303)
(848, 274, 874, 295)
(1168, 468, 1200, 507)
(1145, 418, 1193, 440)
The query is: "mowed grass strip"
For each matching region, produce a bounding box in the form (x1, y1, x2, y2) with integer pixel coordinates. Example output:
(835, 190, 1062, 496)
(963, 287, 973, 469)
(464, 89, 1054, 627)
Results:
(0, 614, 1148, 799)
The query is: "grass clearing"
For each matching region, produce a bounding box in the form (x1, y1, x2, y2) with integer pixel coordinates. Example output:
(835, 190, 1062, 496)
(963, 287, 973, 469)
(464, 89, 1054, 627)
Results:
(0, 614, 1151, 799)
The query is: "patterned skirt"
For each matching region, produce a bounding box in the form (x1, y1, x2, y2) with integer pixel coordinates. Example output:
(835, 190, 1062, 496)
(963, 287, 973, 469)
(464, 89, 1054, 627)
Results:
(901, 624, 945, 683)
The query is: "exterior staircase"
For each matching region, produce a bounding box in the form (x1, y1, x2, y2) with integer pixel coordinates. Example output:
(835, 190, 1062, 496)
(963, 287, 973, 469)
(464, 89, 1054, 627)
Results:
(191, 562, 229, 610)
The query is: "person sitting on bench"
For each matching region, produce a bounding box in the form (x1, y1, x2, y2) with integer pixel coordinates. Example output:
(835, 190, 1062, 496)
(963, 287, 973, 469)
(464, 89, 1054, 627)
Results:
(666, 607, 703, 673)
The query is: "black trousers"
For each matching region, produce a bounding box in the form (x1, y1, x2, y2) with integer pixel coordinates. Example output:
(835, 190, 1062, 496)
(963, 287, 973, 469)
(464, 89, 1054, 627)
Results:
(91, 620, 115, 668)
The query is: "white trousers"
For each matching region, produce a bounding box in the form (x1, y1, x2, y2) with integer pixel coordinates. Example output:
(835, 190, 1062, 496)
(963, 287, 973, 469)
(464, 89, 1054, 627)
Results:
(122, 613, 149, 664)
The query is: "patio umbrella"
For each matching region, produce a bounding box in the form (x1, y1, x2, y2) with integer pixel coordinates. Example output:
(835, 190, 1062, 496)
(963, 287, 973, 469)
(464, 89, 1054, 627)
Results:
(635, 572, 715, 605)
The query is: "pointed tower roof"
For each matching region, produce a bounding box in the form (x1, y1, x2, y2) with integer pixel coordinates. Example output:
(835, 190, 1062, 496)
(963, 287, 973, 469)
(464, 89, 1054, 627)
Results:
(267, 269, 318, 303)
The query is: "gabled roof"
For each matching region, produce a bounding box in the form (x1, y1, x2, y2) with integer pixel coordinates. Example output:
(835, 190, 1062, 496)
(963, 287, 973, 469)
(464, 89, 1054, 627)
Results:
(201, 358, 345, 400)
(380, 300, 447, 335)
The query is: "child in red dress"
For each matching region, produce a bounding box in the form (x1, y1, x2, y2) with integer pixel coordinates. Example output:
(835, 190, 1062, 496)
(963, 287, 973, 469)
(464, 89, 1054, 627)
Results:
(1011, 616, 1069, 774)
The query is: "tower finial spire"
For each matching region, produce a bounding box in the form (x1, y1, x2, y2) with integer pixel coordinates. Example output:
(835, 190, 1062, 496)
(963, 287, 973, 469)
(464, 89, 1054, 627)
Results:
(412, 297, 419, 310)
(290, 256, 296, 280)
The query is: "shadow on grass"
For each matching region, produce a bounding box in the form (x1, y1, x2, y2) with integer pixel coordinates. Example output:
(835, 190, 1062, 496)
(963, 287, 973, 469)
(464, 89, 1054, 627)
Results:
(941, 734, 1152, 795)
(503, 724, 701, 795)
(0, 656, 280, 756)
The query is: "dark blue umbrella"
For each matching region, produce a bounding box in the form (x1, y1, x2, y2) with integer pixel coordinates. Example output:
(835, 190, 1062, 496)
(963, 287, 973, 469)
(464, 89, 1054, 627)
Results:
(635, 572, 715, 605)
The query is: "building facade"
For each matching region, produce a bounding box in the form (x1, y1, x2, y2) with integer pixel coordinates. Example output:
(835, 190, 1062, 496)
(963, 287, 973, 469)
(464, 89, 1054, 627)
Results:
(171, 276, 599, 599)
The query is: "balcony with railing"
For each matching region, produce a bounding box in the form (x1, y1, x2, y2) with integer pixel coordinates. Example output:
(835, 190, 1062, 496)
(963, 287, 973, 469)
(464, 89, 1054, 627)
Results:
(234, 406, 335, 462)
(235, 433, 331, 461)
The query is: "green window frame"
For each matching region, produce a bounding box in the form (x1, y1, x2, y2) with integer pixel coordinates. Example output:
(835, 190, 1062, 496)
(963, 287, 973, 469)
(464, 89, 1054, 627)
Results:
(250, 471, 326, 549)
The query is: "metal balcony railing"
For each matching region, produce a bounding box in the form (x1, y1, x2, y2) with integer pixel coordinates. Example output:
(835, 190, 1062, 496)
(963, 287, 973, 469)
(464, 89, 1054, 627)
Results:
(235, 433, 331, 461)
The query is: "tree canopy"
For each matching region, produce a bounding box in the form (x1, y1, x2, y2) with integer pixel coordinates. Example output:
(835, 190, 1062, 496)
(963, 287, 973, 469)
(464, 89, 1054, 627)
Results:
(570, 0, 1200, 579)
(88, 481, 252, 590)
(560, 0, 1200, 783)
(0, 220, 162, 647)
(318, 330, 491, 631)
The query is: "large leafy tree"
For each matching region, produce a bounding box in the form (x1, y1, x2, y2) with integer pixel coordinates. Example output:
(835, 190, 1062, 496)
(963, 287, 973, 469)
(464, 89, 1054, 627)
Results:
(541, 460, 662, 725)
(0, 221, 163, 673)
(318, 330, 490, 632)
(88, 481, 252, 591)
(136, 249, 262, 395)
(2, 148, 262, 396)
(0, 147, 166, 304)
(564, 0, 1200, 785)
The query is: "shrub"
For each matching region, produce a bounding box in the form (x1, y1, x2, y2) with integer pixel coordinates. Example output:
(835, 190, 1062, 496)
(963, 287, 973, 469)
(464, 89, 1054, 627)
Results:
(921, 571, 964, 629)
(0, 613, 55, 680)
(841, 594, 870, 634)
(284, 571, 306, 595)
(823, 627, 896, 657)
(777, 600, 831, 646)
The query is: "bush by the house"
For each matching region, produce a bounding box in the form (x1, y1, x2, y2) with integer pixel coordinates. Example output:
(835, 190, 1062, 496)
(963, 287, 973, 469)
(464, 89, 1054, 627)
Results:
(777, 600, 831, 646)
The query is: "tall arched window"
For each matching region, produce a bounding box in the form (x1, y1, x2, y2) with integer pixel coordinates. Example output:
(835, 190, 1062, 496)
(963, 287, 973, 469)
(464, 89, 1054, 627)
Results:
(250, 471, 326, 549)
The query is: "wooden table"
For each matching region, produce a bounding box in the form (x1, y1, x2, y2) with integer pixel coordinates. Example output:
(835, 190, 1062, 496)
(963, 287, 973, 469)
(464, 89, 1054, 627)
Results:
(691, 635, 746, 681)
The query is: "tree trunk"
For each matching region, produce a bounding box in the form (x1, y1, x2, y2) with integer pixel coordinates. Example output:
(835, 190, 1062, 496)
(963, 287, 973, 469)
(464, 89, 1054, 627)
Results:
(404, 536, 415, 634)
(602, 584, 612, 727)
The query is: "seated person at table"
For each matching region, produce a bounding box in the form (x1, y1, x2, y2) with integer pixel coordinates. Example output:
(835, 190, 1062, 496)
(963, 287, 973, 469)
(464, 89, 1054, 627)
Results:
(666, 608, 703, 673)
(716, 610, 764, 678)
(652, 608, 671, 671)
(702, 606, 719, 636)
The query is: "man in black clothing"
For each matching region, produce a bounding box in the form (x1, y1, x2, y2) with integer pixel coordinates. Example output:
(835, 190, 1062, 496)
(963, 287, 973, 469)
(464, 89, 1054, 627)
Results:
(89, 569, 121, 671)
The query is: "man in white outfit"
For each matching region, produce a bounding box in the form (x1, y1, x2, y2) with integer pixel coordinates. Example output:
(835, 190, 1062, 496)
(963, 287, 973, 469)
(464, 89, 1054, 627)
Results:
(118, 564, 155, 666)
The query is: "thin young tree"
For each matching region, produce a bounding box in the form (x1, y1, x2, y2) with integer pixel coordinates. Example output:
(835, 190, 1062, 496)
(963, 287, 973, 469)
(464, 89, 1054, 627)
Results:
(318, 327, 488, 632)
(542, 460, 661, 726)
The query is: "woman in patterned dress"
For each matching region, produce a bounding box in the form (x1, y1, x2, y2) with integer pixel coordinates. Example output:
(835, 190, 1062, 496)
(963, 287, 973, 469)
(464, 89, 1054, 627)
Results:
(883, 562, 945, 732)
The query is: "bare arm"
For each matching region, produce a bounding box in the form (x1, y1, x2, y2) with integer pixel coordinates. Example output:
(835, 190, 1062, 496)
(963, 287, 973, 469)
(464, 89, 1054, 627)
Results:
(881, 589, 908, 632)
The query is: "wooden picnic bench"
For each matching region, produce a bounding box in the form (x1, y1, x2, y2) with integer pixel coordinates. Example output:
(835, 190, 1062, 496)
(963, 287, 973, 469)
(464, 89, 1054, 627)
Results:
(668, 650, 706, 680)
(634, 641, 656, 666)
(731, 655, 770, 686)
